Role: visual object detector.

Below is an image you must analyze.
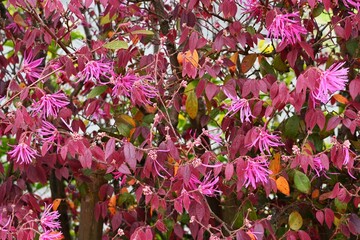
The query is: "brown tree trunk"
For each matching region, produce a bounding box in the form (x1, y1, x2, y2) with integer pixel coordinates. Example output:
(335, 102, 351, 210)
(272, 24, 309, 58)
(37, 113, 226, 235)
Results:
(78, 171, 106, 240)
(50, 171, 71, 240)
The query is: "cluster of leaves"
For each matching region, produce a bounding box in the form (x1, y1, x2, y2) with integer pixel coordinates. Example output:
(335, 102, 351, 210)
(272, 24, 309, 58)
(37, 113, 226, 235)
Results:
(0, 0, 359, 239)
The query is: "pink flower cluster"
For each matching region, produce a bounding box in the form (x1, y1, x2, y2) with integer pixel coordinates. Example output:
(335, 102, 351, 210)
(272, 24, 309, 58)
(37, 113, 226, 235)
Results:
(77, 60, 113, 84)
(267, 12, 307, 45)
(9, 142, 38, 164)
(243, 156, 271, 189)
(226, 98, 254, 122)
(188, 172, 221, 197)
(39, 204, 62, 240)
(111, 73, 157, 106)
(246, 127, 284, 154)
(32, 91, 69, 118)
(20, 51, 44, 83)
(311, 62, 349, 103)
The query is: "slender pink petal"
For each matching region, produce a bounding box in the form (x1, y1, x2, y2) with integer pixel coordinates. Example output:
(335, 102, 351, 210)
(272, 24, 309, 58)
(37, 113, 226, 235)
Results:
(21, 51, 44, 83)
(188, 172, 221, 197)
(32, 91, 69, 118)
(8, 143, 38, 164)
(247, 127, 284, 154)
(40, 204, 61, 231)
(244, 156, 271, 189)
(312, 62, 349, 103)
(267, 12, 307, 45)
(77, 60, 113, 84)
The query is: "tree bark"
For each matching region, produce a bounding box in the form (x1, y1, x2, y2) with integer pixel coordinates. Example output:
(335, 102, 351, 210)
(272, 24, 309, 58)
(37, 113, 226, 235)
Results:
(50, 171, 71, 240)
(78, 171, 106, 240)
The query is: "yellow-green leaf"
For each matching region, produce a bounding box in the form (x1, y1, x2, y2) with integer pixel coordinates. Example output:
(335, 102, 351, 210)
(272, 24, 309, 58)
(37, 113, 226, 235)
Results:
(186, 90, 198, 119)
(103, 40, 128, 50)
(289, 211, 303, 231)
(87, 86, 108, 98)
(130, 30, 154, 35)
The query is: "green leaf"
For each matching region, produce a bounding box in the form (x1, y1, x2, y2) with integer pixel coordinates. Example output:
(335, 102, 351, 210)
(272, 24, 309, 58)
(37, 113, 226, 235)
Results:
(103, 40, 128, 50)
(334, 198, 347, 213)
(294, 170, 311, 194)
(260, 58, 276, 77)
(87, 86, 108, 98)
(289, 211, 303, 231)
(185, 90, 198, 119)
(273, 54, 289, 72)
(100, 14, 111, 25)
(284, 115, 300, 139)
(130, 30, 154, 35)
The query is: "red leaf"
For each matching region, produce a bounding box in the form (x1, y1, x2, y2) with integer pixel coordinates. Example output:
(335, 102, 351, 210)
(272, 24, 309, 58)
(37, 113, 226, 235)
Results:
(196, 79, 206, 97)
(189, 31, 198, 52)
(225, 163, 234, 181)
(324, 208, 334, 229)
(348, 214, 360, 235)
(205, 82, 219, 100)
(349, 78, 360, 99)
(316, 210, 324, 225)
(123, 142, 136, 171)
(287, 49, 298, 68)
(118, 163, 131, 175)
(308, 0, 316, 8)
(299, 42, 314, 60)
(105, 138, 115, 160)
(298, 230, 311, 240)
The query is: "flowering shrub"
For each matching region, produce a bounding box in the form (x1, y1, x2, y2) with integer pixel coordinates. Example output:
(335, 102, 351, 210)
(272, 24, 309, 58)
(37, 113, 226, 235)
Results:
(0, 0, 359, 239)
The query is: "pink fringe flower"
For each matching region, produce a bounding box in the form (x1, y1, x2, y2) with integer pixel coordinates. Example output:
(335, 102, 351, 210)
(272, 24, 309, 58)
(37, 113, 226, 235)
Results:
(38, 121, 60, 144)
(267, 12, 307, 45)
(112, 74, 157, 106)
(20, 51, 44, 83)
(188, 172, 221, 197)
(244, 156, 271, 189)
(8, 142, 38, 164)
(39, 231, 63, 240)
(246, 127, 284, 154)
(311, 62, 349, 103)
(40, 204, 61, 231)
(242, 0, 264, 22)
(77, 60, 113, 84)
(226, 98, 254, 122)
(32, 92, 69, 118)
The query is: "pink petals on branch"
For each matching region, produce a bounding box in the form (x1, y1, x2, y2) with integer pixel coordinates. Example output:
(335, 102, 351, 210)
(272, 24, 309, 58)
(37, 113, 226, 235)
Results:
(188, 172, 221, 197)
(77, 60, 113, 84)
(32, 91, 69, 118)
(311, 62, 349, 103)
(40, 204, 61, 231)
(243, 156, 271, 189)
(8, 142, 38, 164)
(246, 127, 284, 154)
(226, 97, 254, 122)
(267, 11, 307, 45)
(111, 73, 157, 106)
(20, 51, 44, 83)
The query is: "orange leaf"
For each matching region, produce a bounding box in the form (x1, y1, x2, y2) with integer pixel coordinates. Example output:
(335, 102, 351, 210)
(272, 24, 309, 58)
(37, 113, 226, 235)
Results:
(178, 50, 199, 67)
(52, 198, 63, 211)
(14, 13, 27, 27)
(229, 52, 239, 73)
(174, 162, 179, 176)
(66, 199, 75, 209)
(332, 94, 349, 104)
(269, 153, 281, 179)
(247, 231, 257, 240)
(108, 195, 117, 216)
(312, 189, 320, 199)
(241, 54, 257, 73)
(276, 176, 290, 196)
